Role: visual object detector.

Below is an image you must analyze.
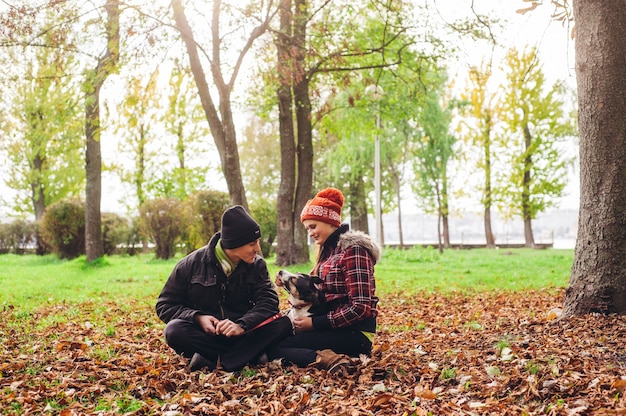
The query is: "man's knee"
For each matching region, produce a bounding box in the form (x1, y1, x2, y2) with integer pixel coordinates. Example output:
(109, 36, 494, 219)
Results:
(163, 319, 191, 346)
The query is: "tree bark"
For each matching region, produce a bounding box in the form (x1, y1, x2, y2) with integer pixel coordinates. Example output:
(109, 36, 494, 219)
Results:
(563, 0, 626, 316)
(84, 0, 119, 262)
(441, 173, 450, 248)
(522, 123, 535, 247)
(30, 153, 46, 221)
(275, 0, 298, 265)
(483, 121, 496, 247)
(274, 0, 310, 266)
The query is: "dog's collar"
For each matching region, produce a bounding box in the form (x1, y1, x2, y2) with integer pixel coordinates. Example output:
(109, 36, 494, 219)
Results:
(289, 300, 312, 309)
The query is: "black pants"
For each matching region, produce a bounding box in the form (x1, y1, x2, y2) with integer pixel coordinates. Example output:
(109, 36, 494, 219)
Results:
(163, 316, 292, 371)
(266, 328, 372, 367)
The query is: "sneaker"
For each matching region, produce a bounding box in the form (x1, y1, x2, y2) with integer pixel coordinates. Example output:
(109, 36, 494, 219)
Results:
(256, 352, 269, 365)
(189, 352, 216, 371)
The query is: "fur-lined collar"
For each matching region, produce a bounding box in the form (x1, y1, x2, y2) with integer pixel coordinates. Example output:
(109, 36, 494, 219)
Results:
(337, 229, 382, 263)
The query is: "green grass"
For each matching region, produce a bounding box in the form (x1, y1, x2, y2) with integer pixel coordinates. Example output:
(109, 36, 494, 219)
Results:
(0, 247, 574, 313)
(378, 246, 573, 293)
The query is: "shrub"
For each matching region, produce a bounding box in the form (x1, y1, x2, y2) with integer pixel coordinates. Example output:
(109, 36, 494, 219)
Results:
(250, 200, 277, 258)
(139, 198, 184, 260)
(0, 220, 37, 255)
(123, 216, 145, 256)
(102, 213, 131, 256)
(183, 190, 230, 252)
(40, 199, 86, 259)
(0, 223, 10, 254)
(8, 219, 36, 254)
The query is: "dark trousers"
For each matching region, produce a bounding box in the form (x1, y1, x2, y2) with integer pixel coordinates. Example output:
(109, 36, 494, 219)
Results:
(163, 316, 292, 371)
(266, 328, 372, 367)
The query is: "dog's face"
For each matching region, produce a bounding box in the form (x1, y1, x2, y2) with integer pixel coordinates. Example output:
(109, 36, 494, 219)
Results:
(278, 270, 324, 307)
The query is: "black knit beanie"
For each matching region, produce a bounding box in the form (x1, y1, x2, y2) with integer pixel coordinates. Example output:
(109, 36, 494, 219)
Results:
(220, 205, 262, 249)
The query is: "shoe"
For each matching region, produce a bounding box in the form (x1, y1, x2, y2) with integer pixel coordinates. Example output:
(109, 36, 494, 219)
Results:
(189, 352, 216, 371)
(311, 349, 357, 375)
(256, 352, 268, 365)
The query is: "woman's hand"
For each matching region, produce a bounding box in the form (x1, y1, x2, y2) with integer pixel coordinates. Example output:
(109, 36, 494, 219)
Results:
(274, 272, 284, 288)
(292, 316, 313, 332)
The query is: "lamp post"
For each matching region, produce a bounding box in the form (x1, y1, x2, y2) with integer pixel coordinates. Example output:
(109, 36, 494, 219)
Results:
(365, 84, 384, 247)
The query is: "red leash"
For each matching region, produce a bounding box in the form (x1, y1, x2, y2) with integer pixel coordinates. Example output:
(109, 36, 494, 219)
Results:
(244, 312, 284, 334)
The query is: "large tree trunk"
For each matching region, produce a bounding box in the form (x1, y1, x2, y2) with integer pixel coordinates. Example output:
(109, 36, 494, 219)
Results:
(292, 55, 313, 265)
(275, 0, 299, 265)
(85, 0, 119, 262)
(563, 0, 626, 316)
(275, 0, 310, 266)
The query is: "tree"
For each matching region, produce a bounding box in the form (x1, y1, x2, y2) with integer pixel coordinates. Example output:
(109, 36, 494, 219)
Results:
(0, 12, 84, 223)
(240, 114, 281, 203)
(112, 63, 210, 207)
(411, 76, 456, 250)
(162, 61, 210, 201)
(459, 63, 500, 248)
(274, 0, 313, 265)
(84, 0, 120, 262)
(563, 0, 626, 315)
(271, 0, 418, 265)
(500, 47, 575, 248)
(113, 69, 161, 208)
(170, 0, 276, 209)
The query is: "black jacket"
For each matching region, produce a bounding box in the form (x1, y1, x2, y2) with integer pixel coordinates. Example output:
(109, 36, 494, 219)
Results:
(155, 232, 279, 331)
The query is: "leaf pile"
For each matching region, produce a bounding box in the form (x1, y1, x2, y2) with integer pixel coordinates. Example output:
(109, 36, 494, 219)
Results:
(1, 289, 625, 415)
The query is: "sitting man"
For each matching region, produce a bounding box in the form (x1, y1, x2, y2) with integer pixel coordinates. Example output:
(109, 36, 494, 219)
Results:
(156, 205, 292, 371)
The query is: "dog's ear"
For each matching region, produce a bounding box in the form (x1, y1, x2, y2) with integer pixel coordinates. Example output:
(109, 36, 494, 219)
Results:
(312, 276, 323, 288)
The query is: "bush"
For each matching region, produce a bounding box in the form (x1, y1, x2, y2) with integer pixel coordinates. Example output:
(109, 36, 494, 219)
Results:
(139, 198, 184, 260)
(9, 219, 36, 254)
(123, 216, 146, 256)
(0, 220, 37, 255)
(40, 199, 86, 259)
(250, 200, 277, 258)
(183, 190, 230, 253)
(0, 223, 10, 254)
(102, 213, 131, 256)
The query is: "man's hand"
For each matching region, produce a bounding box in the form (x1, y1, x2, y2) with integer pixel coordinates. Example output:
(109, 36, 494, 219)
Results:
(195, 315, 220, 335)
(215, 319, 245, 337)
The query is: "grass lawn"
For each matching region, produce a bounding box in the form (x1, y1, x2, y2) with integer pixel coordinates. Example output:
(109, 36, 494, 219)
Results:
(0, 247, 574, 313)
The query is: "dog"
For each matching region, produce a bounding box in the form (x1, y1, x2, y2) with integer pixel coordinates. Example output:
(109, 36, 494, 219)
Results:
(277, 270, 326, 321)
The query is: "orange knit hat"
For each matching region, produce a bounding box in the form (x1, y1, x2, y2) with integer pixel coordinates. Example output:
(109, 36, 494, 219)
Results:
(300, 187, 345, 227)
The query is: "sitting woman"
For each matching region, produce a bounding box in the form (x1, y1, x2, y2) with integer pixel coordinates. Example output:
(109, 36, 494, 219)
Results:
(268, 187, 381, 374)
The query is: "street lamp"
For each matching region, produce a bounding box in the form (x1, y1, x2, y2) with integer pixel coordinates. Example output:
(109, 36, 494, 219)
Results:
(364, 84, 384, 247)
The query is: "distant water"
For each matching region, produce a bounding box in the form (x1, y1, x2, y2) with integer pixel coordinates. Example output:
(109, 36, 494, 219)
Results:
(552, 239, 576, 249)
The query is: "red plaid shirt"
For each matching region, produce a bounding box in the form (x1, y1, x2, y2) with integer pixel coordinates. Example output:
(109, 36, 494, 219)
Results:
(316, 241, 379, 329)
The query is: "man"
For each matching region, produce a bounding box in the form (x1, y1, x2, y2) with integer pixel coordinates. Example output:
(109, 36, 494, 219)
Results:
(156, 205, 292, 371)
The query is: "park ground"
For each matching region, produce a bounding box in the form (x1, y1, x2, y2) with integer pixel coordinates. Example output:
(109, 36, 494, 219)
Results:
(1, 288, 626, 415)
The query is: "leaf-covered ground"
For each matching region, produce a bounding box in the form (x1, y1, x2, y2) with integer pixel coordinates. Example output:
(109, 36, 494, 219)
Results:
(1, 289, 625, 415)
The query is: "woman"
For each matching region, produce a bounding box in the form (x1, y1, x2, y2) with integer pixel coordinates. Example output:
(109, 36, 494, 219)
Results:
(268, 187, 380, 374)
